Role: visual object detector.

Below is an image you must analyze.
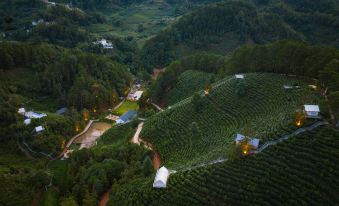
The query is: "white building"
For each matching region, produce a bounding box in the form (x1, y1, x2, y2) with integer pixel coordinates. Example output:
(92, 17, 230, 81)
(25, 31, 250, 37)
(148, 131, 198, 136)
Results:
(24, 119, 31, 125)
(35, 126, 44, 133)
(249, 138, 260, 149)
(304, 105, 320, 118)
(18, 108, 26, 115)
(48, 1, 56, 6)
(235, 74, 244, 79)
(94, 39, 113, 49)
(153, 166, 170, 188)
(133, 91, 143, 101)
(25, 111, 47, 119)
(235, 133, 245, 144)
(283, 85, 293, 89)
(235, 134, 260, 150)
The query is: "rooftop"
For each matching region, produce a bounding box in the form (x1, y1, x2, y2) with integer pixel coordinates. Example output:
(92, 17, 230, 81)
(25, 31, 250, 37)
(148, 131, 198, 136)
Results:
(119, 110, 137, 122)
(304, 105, 320, 112)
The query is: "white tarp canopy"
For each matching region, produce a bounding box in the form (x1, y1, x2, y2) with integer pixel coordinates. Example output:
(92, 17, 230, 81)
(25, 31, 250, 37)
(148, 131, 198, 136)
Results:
(153, 166, 169, 188)
(18, 108, 26, 115)
(25, 111, 47, 119)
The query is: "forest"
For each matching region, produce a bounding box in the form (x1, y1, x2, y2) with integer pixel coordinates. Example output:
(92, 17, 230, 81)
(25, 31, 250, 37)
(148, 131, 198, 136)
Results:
(141, 0, 339, 69)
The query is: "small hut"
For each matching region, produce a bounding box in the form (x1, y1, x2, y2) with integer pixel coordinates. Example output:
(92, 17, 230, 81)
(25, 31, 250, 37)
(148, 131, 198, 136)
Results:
(304, 105, 320, 118)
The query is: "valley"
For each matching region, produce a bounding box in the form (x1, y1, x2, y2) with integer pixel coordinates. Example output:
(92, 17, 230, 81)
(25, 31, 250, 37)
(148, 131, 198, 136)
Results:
(0, 0, 338, 206)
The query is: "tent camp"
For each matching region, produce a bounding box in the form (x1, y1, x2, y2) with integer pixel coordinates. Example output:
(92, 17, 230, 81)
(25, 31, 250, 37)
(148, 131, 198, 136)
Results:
(25, 111, 47, 119)
(153, 166, 169, 188)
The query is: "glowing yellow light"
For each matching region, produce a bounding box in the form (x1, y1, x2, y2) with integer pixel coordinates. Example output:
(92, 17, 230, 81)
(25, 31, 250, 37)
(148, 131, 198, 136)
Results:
(296, 120, 301, 127)
(83, 110, 89, 121)
(243, 150, 248, 155)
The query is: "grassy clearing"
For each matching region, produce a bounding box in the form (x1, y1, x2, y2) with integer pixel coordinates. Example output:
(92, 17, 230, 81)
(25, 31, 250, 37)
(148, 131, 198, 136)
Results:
(114, 101, 139, 115)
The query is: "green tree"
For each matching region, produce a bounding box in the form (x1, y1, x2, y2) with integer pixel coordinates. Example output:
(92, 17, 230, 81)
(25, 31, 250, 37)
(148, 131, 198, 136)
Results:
(235, 80, 247, 97)
(329, 91, 339, 114)
(142, 156, 153, 176)
(192, 92, 203, 111)
(30, 170, 51, 190)
(60, 196, 79, 206)
(82, 190, 97, 206)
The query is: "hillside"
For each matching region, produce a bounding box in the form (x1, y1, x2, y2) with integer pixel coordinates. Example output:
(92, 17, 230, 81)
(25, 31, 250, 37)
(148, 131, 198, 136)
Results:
(163, 70, 215, 105)
(142, 73, 320, 168)
(0, 42, 131, 155)
(109, 126, 339, 205)
(141, 0, 339, 69)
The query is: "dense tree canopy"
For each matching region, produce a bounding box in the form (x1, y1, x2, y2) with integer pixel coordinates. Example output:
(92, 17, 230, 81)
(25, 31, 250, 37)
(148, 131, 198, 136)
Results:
(0, 42, 131, 110)
(141, 0, 339, 69)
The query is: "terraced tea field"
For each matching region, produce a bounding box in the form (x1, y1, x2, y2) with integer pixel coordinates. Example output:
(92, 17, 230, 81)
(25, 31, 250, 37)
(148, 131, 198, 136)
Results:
(141, 73, 320, 168)
(110, 127, 339, 205)
(164, 70, 215, 105)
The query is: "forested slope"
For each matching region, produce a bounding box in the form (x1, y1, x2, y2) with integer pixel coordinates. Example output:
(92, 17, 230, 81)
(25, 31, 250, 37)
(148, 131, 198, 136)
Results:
(0, 42, 131, 111)
(0, 42, 130, 153)
(141, 0, 339, 69)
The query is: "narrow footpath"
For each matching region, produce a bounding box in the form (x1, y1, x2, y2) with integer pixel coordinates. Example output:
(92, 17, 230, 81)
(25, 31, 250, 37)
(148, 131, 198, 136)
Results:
(98, 188, 111, 206)
(151, 103, 164, 112)
(131, 122, 161, 169)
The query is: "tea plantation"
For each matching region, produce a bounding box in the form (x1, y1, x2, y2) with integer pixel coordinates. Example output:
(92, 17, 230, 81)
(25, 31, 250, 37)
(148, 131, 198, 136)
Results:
(141, 73, 320, 168)
(109, 126, 339, 205)
(164, 70, 215, 105)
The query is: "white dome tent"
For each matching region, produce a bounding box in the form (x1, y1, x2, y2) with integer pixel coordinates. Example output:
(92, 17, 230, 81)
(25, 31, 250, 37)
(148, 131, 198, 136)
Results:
(153, 166, 169, 188)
